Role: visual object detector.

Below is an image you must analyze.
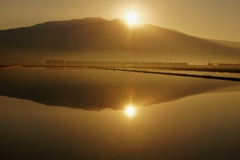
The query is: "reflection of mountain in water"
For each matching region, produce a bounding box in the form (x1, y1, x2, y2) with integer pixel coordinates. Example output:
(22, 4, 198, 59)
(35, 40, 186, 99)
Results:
(0, 68, 239, 110)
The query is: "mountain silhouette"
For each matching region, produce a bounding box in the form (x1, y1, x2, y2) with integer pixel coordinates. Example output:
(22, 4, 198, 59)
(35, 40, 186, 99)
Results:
(0, 17, 239, 63)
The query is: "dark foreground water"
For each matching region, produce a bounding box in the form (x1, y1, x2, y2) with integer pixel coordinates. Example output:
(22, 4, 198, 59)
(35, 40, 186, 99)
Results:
(0, 67, 240, 159)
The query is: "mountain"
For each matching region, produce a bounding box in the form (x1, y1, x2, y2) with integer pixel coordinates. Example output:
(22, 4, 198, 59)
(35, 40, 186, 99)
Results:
(208, 39, 240, 49)
(0, 17, 240, 63)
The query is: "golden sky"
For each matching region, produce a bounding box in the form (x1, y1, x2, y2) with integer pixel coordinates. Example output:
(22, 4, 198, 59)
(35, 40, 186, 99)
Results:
(1, 0, 240, 41)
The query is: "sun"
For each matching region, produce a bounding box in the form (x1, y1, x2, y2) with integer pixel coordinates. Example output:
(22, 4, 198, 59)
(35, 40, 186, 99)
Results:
(125, 11, 139, 26)
(125, 105, 136, 118)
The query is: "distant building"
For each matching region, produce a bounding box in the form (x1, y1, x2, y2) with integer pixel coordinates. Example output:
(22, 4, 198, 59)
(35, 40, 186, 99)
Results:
(46, 60, 65, 66)
(218, 63, 240, 67)
(208, 63, 214, 66)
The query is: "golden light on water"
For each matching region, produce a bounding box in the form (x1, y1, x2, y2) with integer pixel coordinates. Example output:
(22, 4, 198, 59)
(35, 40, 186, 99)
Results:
(125, 105, 136, 118)
(125, 11, 139, 26)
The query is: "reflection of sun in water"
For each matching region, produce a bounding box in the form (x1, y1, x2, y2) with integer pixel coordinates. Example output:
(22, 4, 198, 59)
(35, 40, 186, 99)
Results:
(125, 105, 136, 118)
(125, 11, 139, 26)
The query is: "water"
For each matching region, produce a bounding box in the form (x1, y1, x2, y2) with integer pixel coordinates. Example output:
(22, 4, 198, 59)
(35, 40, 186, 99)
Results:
(0, 67, 240, 159)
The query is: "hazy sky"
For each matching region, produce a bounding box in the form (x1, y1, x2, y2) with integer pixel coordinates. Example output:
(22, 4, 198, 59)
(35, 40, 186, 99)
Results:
(1, 0, 240, 41)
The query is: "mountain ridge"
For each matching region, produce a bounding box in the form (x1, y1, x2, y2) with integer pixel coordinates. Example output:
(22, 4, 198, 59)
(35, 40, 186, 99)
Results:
(0, 17, 239, 63)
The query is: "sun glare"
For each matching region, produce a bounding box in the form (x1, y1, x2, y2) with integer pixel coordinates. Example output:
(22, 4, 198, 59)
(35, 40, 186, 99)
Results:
(125, 105, 136, 118)
(125, 11, 139, 26)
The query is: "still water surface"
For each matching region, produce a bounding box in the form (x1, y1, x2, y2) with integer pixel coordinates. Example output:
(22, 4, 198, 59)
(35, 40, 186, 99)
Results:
(0, 67, 240, 159)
